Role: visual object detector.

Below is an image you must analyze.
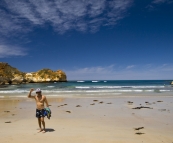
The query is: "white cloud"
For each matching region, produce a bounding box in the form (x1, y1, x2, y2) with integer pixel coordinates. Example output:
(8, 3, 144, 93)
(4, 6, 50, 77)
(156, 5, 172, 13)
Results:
(126, 65, 135, 69)
(66, 65, 115, 80)
(65, 64, 173, 80)
(147, 0, 173, 10)
(0, 0, 133, 35)
(152, 0, 169, 4)
(0, 44, 27, 58)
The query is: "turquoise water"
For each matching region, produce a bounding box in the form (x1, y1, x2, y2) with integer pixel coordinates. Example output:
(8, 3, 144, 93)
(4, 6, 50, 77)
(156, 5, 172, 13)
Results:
(0, 80, 172, 97)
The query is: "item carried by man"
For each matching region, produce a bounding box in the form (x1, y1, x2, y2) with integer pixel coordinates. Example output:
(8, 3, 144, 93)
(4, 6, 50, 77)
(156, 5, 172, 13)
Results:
(44, 107, 51, 119)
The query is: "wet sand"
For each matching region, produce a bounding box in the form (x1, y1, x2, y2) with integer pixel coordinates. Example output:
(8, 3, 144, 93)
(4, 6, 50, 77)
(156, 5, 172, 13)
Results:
(0, 95, 173, 143)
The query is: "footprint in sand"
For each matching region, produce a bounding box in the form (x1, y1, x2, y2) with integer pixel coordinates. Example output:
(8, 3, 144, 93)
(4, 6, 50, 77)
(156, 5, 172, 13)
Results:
(93, 100, 98, 102)
(90, 103, 95, 105)
(99, 101, 104, 104)
(76, 105, 81, 107)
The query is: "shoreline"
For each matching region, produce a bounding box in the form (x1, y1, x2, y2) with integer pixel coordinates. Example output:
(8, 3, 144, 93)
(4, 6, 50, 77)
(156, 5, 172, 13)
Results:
(0, 94, 173, 143)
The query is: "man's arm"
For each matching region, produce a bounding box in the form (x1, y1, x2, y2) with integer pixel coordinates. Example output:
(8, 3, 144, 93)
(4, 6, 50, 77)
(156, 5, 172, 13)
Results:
(28, 88, 35, 99)
(44, 96, 49, 107)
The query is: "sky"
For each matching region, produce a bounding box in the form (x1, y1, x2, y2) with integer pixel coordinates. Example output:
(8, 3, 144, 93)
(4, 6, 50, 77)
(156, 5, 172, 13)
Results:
(0, 0, 173, 80)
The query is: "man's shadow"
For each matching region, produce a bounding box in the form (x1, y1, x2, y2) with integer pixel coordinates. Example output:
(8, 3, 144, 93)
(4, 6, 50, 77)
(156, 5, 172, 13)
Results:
(45, 128, 55, 132)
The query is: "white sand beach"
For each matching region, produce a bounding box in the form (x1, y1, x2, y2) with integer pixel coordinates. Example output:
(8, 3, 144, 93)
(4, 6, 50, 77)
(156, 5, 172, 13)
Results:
(0, 95, 173, 143)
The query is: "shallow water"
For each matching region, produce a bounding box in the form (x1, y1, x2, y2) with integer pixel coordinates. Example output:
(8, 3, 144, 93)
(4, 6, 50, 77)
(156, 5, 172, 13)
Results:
(0, 80, 172, 98)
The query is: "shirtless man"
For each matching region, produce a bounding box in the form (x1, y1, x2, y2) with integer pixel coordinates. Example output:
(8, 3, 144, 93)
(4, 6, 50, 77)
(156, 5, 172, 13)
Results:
(28, 88, 49, 133)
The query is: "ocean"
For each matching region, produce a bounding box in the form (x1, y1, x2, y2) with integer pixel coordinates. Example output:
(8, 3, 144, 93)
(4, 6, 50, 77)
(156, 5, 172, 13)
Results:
(0, 80, 173, 98)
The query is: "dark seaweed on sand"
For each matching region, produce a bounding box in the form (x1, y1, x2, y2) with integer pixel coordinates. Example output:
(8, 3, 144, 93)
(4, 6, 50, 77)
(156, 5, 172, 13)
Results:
(135, 132, 145, 135)
(66, 111, 71, 113)
(5, 121, 11, 123)
(4, 111, 10, 112)
(134, 127, 144, 130)
(132, 106, 153, 109)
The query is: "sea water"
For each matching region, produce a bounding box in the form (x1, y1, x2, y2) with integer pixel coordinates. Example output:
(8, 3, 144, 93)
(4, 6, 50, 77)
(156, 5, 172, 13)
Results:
(0, 80, 172, 98)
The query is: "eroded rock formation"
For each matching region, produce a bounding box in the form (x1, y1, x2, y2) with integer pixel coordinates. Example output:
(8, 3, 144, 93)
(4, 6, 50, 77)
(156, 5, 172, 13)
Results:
(0, 62, 67, 85)
(25, 69, 67, 83)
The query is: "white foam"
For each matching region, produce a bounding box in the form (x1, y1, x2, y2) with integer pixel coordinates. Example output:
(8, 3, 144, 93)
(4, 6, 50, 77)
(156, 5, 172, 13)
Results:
(47, 86, 55, 88)
(0, 90, 28, 93)
(160, 90, 171, 92)
(85, 90, 120, 93)
(92, 81, 99, 82)
(74, 85, 166, 89)
(0, 87, 171, 95)
(117, 90, 133, 92)
(132, 86, 165, 88)
(81, 89, 143, 93)
(134, 90, 143, 92)
(145, 90, 154, 92)
(93, 86, 121, 89)
(75, 86, 90, 89)
(77, 81, 85, 82)
(42, 90, 82, 93)
(104, 81, 107, 82)
(111, 89, 143, 92)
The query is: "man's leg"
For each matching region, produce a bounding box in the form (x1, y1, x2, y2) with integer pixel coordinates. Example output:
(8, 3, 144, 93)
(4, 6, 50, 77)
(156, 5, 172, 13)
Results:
(41, 117, 46, 133)
(37, 118, 42, 132)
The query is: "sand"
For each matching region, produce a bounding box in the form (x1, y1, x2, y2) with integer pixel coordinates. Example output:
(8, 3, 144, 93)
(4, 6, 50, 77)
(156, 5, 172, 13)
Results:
(0, 95, 173, 143)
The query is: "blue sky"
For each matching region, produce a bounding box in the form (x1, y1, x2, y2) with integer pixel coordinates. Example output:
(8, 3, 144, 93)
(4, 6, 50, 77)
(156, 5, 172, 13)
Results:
(0, 0, 173, 80)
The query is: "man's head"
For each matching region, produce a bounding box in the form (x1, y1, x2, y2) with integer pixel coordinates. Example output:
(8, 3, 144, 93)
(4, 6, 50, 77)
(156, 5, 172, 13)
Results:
(36, 88, 42, 95)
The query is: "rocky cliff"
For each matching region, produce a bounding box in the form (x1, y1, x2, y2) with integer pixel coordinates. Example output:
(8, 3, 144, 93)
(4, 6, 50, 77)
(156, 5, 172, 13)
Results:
(0, 62, 67, 85)
(25, 69, 67, 83)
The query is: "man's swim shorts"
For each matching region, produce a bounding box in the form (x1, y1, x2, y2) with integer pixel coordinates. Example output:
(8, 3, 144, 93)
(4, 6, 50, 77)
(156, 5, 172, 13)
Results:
(36, 109, 46, 118)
